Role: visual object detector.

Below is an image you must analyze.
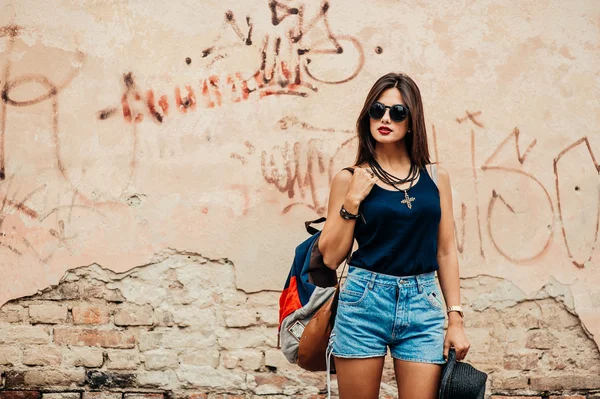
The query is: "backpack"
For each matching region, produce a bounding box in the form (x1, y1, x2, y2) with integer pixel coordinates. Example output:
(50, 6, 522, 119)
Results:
(277, 168, 356, 370)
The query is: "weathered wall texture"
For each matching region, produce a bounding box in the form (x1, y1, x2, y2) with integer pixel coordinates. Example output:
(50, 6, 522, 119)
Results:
(0, 0, 599, 397)
(1, 259, 600, 398)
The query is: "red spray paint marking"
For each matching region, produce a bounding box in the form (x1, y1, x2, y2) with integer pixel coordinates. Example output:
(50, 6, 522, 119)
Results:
(208, 76, 222, 107)
(175, 85, 197, 113)
(121, 93, 143, 123)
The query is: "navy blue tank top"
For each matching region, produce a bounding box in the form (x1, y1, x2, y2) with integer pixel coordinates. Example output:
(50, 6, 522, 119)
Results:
(349, 166, 441, 276)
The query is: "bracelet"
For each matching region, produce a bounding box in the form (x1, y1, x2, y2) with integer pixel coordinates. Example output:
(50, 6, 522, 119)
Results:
(446, 305, 464, 318)
(339, 204, 359, 220)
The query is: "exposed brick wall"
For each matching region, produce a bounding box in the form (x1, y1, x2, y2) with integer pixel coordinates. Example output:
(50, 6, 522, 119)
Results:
(0, 255, 599, 398)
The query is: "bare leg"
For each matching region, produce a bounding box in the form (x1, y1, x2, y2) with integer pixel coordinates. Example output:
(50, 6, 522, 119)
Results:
(394, 358, 443, 399)
(334, 356, 385, 399)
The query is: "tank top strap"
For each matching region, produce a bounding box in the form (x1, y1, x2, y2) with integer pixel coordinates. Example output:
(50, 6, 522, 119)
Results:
(425, 163, 438, 187)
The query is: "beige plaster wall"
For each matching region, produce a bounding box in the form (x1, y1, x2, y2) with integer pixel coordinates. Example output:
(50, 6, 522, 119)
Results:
(0, 0, 599, 354)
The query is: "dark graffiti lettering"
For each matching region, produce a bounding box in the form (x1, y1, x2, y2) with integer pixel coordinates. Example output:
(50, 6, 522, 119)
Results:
(482, 126, 554, 263)
(471, 128, 485, 258)
(0, 25, 135, 208)
(100, 0, 365, 124)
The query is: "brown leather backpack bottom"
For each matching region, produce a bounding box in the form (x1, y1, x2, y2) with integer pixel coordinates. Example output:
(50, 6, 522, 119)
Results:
(297, 290, 338, 372)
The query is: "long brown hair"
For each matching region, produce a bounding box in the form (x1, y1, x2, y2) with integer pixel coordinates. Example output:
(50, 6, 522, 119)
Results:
(354, 72, 431, 169)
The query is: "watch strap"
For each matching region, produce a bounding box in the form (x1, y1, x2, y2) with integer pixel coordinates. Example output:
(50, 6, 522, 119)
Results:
(446, 305, 464, 317)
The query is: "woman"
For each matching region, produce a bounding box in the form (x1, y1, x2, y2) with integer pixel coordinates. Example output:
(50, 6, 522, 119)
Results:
(318, 72, 470, 399)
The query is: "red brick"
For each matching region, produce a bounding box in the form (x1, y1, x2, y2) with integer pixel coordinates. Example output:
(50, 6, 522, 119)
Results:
(54, 327, 135, 348)
(72, 306, 111, 325)
(0, 392, 42, 399)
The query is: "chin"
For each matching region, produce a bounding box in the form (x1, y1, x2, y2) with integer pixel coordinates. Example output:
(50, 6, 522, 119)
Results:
(373, 133, 404, 142)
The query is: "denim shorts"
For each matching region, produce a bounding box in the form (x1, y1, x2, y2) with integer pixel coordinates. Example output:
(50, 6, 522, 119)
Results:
(327, 265, 446, 364)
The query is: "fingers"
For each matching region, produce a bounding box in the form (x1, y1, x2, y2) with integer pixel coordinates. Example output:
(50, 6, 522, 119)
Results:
(453, 346, 470, 361)
(443, 341, 451, 361)
(443, 341, 470, 361)
(360, 167, 375, 179)
(455, 345, 470, 361)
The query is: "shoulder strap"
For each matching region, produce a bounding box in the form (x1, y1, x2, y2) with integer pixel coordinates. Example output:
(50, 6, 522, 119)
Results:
(426, 163, 438, 187)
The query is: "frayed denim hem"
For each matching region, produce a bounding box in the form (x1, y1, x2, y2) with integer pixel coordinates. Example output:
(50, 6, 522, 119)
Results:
(332, 352, 388, 359)
(391, 355, 446, 364)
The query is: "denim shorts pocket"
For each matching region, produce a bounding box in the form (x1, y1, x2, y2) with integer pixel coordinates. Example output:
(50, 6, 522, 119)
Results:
(339, 277, 369, 306)
(423, 284, 444, 311)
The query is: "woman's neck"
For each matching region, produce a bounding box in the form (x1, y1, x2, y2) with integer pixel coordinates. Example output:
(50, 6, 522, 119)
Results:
(373, 141, 411, 170)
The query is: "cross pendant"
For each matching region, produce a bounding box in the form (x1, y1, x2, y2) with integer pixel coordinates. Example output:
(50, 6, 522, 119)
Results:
(401, 190, 415, 209)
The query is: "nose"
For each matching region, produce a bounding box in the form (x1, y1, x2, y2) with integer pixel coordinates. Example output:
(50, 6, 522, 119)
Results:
(380, 108, 391, 124)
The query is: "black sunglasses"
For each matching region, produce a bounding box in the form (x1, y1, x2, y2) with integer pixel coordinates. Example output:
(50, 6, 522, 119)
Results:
(368, 101, 409, 122)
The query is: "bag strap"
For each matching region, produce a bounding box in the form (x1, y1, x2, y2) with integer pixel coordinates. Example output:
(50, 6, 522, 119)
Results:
(305, 217, 326, 235)
(337, 251, 350, 287)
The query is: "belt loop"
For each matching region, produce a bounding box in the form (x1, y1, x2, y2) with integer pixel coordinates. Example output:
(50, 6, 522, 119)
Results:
(416, 275, 423, 294)
(368, 273, 376, 290)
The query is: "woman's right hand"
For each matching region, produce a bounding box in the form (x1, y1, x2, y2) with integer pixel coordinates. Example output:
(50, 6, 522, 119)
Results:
(346, 167, 378, 204)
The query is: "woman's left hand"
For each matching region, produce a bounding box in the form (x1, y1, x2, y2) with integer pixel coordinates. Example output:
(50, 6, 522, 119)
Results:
(444, 321, 470, 361)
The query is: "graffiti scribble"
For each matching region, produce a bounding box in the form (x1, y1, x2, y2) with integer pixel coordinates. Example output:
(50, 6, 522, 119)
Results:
(554, 137, 600, 268)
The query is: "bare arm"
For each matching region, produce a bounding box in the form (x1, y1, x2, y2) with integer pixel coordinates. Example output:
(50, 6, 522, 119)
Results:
(436, 165, 470, 360)
(318, 168, 376, 269)
(436, 166, 462, 324)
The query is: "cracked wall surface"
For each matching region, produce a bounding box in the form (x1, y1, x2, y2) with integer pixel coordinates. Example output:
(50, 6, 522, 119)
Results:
(1, 257, 599, 397)
(0, 0, 599, 396)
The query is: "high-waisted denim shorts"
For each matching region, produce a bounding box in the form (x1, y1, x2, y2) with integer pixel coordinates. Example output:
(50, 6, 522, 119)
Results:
(327, 265, 446, 364)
